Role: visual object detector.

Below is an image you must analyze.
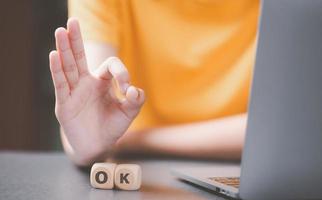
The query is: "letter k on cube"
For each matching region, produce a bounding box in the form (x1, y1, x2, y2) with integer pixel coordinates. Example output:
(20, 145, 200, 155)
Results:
(120, 172, 130, 184)
(115, 164, 142, 190)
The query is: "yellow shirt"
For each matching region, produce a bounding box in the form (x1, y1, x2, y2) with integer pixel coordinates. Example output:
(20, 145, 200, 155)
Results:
(69, 0, 260, 132)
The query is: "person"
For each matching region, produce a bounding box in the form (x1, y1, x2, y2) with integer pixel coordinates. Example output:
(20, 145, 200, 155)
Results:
(49, 0, 260, 166)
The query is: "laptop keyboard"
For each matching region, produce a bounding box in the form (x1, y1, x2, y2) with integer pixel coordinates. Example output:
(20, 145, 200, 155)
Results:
(208, 177, 240, 188)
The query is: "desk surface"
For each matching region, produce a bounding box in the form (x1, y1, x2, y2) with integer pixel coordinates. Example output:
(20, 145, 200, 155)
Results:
(0, 152, 240, 200)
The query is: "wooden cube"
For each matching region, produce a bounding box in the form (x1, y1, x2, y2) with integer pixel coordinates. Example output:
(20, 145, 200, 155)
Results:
(90, 163, 116, 189)
(114, 164, 142, 190)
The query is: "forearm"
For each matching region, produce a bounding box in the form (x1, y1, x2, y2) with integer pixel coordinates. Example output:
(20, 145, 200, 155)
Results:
(117, 114, 247, 160)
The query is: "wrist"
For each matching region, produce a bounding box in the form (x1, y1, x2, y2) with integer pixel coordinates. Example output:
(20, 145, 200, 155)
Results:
(60, 128, 114, 167)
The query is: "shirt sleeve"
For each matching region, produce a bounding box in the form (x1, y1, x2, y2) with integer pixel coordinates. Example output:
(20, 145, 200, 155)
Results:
(68, 0, 120, 48)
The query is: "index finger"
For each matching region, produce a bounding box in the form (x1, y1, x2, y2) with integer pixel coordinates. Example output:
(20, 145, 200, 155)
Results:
(93, 57, 130, 95)
(106, 57, 130, 84)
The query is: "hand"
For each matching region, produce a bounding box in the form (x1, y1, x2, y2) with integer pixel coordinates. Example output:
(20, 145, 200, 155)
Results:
(49, 18, 145, 165)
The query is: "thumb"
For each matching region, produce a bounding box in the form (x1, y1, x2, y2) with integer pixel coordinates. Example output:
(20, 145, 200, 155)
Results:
(92, 58, 113, 80)
(120, 86, 145, 119)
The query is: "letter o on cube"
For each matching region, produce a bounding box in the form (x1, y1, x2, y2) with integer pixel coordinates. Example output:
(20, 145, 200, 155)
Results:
(114, 164, 142, 190)
(90, 163, 116, 189)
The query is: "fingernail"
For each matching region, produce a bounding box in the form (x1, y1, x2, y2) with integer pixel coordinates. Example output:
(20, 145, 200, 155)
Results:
(136, 88, 140, 100)
(109, 59, 123, 74)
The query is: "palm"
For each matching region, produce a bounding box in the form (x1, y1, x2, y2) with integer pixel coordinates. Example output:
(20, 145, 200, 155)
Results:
(58, 76, 132, 151)
(49, 19, 145, 161)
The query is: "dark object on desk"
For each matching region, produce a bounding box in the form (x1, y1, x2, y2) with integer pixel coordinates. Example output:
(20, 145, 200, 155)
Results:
(0, 152, 237, 200)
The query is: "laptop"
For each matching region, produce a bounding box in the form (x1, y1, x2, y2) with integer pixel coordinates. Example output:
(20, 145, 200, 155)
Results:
(172, 0, 322, 199)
